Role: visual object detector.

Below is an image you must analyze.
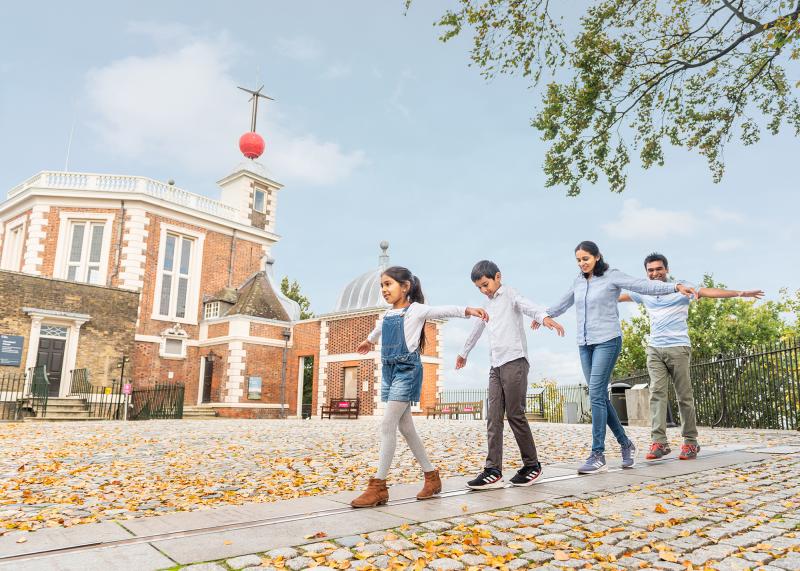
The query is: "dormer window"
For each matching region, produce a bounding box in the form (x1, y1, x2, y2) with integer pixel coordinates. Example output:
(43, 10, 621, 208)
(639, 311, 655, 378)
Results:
(204, 301, 221, 320)
(253, 189, 266, 213)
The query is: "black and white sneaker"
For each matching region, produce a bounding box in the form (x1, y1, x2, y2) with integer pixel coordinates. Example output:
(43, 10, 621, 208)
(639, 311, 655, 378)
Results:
(509, 463, 543, 486)
(467, 468, 504, 490)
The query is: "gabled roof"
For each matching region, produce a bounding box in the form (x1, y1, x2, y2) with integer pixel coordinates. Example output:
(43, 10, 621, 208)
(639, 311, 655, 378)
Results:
(226, 271, 291, 321)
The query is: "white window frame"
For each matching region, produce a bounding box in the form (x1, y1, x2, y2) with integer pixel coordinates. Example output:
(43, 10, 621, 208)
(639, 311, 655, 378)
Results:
(1, 218, 26, 271)
(203, 301, 221, 320)
(151, 223, 205, 325)
(159, 336, 187, 359)
(54, 213, 114, 285)
(253, 188, 266, 213)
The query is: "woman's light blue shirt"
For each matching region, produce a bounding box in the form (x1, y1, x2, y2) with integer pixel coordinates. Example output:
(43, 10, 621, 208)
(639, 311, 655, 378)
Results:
(547, 269, 681, 346)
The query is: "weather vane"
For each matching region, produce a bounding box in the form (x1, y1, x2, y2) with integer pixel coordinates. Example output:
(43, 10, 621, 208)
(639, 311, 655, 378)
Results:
(237, 85, 275, 132)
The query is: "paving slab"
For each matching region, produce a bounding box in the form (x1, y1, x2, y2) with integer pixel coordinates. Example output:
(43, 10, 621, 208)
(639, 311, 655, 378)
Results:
(373, 485, 560, 521)
(0, 521, 132, 558)
(749, 445, 800, 454)
(121, 495, 343, 536)
(153, 505, 412, 564)
(629, 450, 768, 477)
(0, 543, 174, 571)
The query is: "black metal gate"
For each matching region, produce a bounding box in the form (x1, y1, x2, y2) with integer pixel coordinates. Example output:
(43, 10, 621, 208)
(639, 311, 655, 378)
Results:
(130, 384, 185, 420)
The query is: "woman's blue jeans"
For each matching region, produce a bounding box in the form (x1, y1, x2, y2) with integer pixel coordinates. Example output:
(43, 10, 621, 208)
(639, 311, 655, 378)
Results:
(579, 336, 631, 454)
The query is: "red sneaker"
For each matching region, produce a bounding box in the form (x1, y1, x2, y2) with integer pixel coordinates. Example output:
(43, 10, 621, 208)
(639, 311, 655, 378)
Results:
(645, 442, 671, 460)
(679, 444, 700, 460)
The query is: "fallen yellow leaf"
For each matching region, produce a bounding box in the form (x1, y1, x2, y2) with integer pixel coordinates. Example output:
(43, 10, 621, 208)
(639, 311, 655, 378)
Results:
(654, 503, 668, 514)
(554, 550, 570, 561)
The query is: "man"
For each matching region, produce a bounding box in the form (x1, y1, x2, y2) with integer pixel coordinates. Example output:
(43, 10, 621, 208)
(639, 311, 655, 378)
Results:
(619, 253, 763, 460)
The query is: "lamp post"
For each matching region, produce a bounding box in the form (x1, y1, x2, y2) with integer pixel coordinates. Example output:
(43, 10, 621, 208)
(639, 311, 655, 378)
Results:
(280, 328, 291, 419)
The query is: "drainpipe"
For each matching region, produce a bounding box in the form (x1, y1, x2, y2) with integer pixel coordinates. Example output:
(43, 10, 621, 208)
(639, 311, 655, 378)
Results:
(110, 200, 125, 287)
(227, 229, 237, 287)
(280, 327, 291, 419)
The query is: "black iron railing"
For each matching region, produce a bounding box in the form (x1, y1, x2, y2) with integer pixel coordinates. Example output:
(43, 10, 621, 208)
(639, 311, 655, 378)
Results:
(0, 371, 27, 420)
(614, 339, 800, 430)
(28, 366, 49, 418)
(130, 383, 185, 420)
(65, 369, 125, 420)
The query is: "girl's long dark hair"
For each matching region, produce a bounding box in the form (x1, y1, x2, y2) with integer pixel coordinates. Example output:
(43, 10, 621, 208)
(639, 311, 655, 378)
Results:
(575, 240, 610, 277)
(382, 265, 427, 352)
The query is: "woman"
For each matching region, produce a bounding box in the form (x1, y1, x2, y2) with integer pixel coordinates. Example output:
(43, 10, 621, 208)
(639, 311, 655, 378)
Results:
(544, 241, 694, 474)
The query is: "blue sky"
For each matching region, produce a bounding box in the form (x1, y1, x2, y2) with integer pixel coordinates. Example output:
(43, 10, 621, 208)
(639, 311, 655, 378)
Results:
(1, 2, 797, 387)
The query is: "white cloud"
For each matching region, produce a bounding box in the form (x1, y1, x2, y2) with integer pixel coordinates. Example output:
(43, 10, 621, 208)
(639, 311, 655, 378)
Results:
(275, 35, 321, 61)
(388, 70, 414, 118)
(713, 239, 745, 252)
(323, 63, 352, 80)
(708, 207, 744, 223)
(603, 199, 697, 240)
(84, 28, 365, 185)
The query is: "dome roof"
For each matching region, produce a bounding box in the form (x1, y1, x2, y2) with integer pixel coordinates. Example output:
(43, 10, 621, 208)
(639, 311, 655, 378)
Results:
(334, 241, 391, 313)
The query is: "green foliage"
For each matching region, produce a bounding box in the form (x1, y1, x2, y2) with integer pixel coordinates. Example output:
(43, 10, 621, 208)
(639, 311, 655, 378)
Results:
(419, 0, 800, 195)
(615, 275, 799, 377)
(280, 276, 314, 320)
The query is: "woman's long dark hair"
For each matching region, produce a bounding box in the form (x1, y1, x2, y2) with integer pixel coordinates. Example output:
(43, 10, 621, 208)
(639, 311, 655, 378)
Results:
(575, 240, 610, 277)
(382, 265, 427, 351)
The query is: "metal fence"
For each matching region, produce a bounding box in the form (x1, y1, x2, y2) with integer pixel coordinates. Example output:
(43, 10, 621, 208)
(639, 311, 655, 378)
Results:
(130, 383, 185, 420)
(437, 384, 591, 423)
(68, 369, 126, 420)
(614, 339, 800, 430)
(0, 367, 49, 421)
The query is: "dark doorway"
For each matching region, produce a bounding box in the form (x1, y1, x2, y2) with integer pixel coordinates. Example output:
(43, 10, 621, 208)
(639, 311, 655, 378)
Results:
(202, 356, 214, 403)
(36, 338, 65, 397)
(301, 356, 314, 418)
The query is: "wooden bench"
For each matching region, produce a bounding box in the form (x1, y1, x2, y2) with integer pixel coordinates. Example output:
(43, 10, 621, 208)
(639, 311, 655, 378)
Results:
(320, 398, 359, 419)
(425, 401, 483, 420)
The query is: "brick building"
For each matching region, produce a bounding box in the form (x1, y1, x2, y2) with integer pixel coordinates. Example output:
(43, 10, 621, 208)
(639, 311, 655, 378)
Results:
(0, 155, 444, 418)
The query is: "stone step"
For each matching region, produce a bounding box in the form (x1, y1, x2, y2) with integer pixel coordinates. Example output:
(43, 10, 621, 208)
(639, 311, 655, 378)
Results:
(525, 413, 549, 422)
(24, 415, 100, 422)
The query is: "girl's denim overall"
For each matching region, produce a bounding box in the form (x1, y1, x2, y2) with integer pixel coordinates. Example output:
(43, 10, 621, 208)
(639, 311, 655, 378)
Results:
(380, 307, 423, 403)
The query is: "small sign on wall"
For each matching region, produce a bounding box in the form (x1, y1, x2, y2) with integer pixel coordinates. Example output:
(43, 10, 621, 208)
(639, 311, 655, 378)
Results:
(0, 335, 24, 366)
(247, 376, 262, 400)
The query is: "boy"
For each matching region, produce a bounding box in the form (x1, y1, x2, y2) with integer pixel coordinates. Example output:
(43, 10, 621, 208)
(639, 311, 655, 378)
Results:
(457, 260, 564, 488)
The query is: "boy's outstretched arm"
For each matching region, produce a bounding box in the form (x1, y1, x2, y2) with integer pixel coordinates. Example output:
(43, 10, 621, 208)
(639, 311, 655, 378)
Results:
(456, 318, 486, 370)
(515, 293, 565, 337)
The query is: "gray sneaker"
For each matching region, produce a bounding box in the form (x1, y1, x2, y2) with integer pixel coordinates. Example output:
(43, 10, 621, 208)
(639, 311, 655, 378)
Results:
(621, 441, 637, 469)
(577, 452, 607, 474)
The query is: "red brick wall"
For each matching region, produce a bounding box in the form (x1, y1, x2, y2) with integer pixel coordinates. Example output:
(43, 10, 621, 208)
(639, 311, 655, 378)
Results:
(136, 214, 265, 345)
(207, 322, 229, 338)
(37, 207, 122, 281)
(419, 362, 439, 412)
(326, 314, 378, 355)
(250, 323, 285, 340)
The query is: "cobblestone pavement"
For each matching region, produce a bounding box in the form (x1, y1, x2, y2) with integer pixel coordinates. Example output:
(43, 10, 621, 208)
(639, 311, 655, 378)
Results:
(183, 454, 800, 571)
(1, 419, 797, 535)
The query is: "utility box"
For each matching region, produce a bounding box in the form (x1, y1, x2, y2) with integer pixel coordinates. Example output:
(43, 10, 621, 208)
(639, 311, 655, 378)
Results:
(626, 384, 651, 427)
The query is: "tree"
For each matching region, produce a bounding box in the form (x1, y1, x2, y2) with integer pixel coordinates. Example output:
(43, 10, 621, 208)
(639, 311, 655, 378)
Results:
(614, 275, 799, 376)
(280, 276, 314, 320)
(417, 1, 800, 195)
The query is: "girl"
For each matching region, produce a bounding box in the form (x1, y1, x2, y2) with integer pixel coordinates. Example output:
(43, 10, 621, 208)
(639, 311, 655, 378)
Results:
(350, 266, 488, 508)
(543, 241, 694, 474)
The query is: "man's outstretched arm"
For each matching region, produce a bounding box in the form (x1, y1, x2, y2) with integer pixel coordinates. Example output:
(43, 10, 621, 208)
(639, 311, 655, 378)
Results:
(697, 287, 764, 299)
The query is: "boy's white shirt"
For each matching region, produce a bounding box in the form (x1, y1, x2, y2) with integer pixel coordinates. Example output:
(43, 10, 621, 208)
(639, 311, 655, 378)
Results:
(367, 302, 468, 354)
(459, 285, 548, 368)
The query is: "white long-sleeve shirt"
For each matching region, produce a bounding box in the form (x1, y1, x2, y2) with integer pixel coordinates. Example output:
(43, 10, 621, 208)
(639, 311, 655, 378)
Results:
(459, 285, 548, 367)
(367, 302, 468, 353)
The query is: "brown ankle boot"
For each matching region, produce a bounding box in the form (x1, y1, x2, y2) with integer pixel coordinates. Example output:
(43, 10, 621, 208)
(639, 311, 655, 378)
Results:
(350, 478, 389, 508)
(416, 469, 442, 500)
